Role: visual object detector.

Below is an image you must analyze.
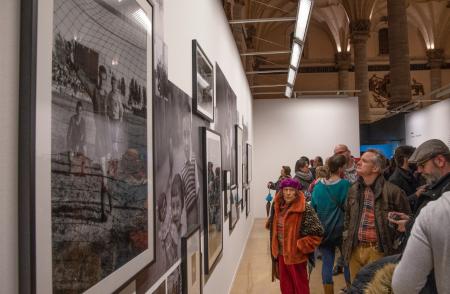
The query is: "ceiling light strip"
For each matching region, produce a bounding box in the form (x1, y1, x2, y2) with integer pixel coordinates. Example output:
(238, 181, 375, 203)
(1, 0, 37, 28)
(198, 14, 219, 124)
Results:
(285, 0, 314, 98)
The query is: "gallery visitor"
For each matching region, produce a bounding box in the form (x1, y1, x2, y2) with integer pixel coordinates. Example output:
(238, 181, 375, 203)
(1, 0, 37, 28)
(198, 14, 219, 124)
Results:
(267, 165, 292, 191)
(341, 149, 410, 281)
(311, 154, 351, 293)
(267, 178, 324, 294)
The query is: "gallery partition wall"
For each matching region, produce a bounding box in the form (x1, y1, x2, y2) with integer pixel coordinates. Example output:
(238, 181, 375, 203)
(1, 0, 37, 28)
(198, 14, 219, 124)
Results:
(252, 97, 360, 219)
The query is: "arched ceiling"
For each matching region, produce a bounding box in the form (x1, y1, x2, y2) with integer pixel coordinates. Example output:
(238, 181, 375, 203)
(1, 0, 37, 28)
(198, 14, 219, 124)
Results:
(222, 0, 450, 99)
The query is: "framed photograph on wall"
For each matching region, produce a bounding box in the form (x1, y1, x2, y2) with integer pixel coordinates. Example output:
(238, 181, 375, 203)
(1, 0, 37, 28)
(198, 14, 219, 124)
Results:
(235, 125, 243, 206)
(181, 226, 202, 294)
(246, 143, 252, 183)
(223, 170, 231, 221)
(192, 40, 214, 122)
(202, 127, 223, 275)
(245, 188, 251, 218)
(19, 0, 155, 293)
(229, 184, 240, 234)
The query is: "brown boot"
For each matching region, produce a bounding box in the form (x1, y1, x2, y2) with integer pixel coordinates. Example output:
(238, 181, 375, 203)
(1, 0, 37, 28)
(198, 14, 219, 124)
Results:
(323, 284, 334, 294)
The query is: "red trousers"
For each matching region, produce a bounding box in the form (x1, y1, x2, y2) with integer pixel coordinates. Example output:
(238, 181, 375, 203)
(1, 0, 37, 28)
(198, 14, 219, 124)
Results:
(278, 255, 310, 294)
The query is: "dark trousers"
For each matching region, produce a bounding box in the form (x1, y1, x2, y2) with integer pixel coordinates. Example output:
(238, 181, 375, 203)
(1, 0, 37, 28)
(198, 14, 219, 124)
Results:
(278, 255, 310, 294)
(320, 245, 350, 284)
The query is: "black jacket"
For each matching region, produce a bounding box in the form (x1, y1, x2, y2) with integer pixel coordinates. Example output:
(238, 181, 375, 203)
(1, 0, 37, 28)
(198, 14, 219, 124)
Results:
(389, 167, 421, 211)
(412, 172, 450, 217)
(389, 167, 419, 196)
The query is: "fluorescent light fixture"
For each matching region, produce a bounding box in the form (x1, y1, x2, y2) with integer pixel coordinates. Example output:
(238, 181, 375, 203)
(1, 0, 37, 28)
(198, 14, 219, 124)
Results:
(287, 67, 296, 85)
(290, 42, 302, 69)
(294, 0, 313, 42)
(132, 8, 152, 32)
(285, 86, 293, 98)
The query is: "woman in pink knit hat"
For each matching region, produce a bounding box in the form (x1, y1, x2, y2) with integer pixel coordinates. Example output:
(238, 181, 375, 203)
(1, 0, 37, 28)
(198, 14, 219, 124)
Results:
(267, 178, 324, 293)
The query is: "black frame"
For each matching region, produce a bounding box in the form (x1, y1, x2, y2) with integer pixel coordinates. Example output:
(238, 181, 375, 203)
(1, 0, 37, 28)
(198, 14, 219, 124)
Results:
(19, 1, 156, 293)
(201, 127, 223, 276)
(245, 188, 250, 218)
(192, 40, 214, 122)
(235, 124, 244, 211)
(228, 184, 239, 234)
(223, 170, 231, 221)
(181, 226, 203, 294)
(246, 143, 252, 183)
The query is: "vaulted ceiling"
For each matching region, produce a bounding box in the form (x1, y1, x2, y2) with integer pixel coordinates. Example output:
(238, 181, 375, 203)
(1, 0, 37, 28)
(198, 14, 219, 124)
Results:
(222, 0, 450, 99)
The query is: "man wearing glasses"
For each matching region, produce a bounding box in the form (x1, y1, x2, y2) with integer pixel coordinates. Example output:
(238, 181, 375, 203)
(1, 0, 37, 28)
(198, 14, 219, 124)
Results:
(388, 139, 450, 233)
(390, 140, 450, 293)
(334, 144, 358, 184)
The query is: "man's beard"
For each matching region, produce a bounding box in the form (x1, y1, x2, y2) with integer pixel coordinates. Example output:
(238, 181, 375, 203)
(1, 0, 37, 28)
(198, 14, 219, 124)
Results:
(422, 164, 441, 184)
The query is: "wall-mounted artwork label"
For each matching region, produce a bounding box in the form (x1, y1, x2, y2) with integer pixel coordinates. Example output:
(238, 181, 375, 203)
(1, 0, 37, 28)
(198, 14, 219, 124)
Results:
(192, 40, 215, 122)
(20, 0, 155, 293)
(202, 128, 223, 275)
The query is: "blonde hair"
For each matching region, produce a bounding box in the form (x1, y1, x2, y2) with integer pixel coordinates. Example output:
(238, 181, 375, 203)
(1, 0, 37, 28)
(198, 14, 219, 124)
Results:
(315, 166, 328, 179)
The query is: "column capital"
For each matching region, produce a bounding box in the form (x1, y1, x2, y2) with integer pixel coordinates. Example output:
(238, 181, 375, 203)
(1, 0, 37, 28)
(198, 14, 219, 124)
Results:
(335, 52, 352, 70)
(350, 19, 371, 43)
(427, 48, 445, 68)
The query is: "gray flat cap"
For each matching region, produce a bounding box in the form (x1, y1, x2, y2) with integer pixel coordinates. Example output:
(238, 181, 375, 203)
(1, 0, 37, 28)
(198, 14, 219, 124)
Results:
(409, 139, 449, 163)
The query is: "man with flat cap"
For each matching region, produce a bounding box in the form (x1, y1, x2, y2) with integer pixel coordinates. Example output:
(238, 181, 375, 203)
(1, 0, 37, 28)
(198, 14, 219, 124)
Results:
(389, 139, 450, 293)
(389, 138, 450, 232)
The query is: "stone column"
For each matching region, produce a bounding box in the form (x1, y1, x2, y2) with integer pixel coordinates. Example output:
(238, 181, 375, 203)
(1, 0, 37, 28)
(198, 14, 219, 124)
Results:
(350, 20, 371, 123)
(387, 0, 411, 109)
(335, 52, 351, 91)
(427, 49, 444, 92)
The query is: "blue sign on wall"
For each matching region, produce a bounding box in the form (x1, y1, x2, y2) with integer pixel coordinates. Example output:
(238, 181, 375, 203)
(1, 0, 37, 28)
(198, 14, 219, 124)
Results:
(360, 142, 400, 159)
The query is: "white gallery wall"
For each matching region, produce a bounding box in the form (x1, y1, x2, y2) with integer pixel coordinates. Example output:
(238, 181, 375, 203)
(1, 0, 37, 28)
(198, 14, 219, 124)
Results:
(0, 0, 19, 293)
(252, 98, 360, 218)
(164, 0, 254, 293)
(405, 99, 450, 147)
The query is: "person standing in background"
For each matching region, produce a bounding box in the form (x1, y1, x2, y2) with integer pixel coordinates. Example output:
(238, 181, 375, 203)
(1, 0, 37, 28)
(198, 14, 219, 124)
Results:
(294, 157, 314, 200)
(312, 155, 351, 293)
(334, 144, 358, 184)
(268, 166, 292, 192)
(389, 145, 425, 212)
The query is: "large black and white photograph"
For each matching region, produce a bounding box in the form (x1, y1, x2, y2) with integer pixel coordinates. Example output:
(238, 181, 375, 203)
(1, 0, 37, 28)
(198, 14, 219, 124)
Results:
(229, 185, 239, 233)
(181, 226, 202, 294)
(154, 81, 198, 274)
(215, 65, 238, 185)
(192, 40, 214, 122)
(48, 0, 154, 292)
(202, 127, 223, 275)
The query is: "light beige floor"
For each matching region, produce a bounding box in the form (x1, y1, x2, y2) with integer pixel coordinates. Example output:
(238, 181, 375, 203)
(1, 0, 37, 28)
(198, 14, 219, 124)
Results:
(230, 219, 346, 294)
